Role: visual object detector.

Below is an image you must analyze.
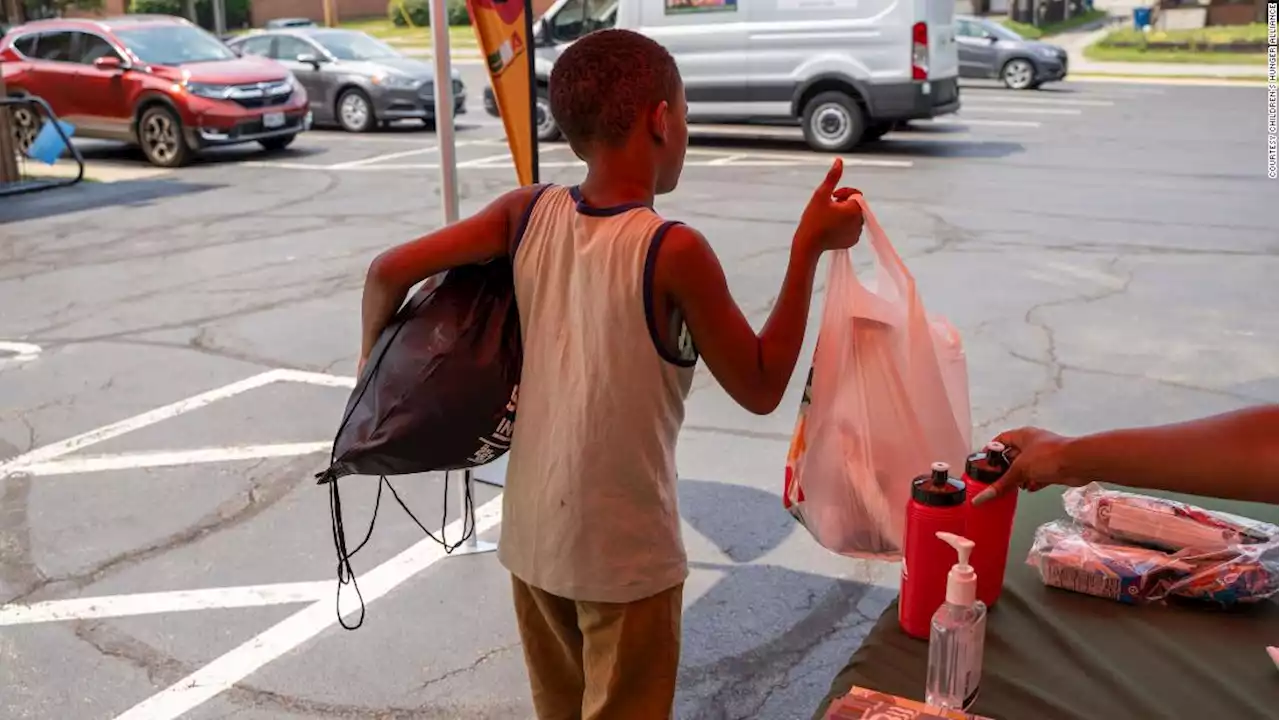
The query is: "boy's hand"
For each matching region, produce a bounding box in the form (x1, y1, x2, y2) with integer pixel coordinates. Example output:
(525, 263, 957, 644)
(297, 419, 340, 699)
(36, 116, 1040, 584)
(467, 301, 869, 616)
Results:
(796, 158, 864, 254)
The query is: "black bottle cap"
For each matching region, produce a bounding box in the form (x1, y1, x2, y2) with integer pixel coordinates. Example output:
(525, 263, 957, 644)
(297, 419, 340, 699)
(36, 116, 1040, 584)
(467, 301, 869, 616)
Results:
(911, 461, 966, 507)
(965, 441, 1011, 485)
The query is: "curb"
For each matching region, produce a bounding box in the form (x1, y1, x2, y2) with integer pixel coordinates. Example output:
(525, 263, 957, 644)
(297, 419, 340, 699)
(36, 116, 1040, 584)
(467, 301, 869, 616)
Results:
(1070, 73, 1268, 86)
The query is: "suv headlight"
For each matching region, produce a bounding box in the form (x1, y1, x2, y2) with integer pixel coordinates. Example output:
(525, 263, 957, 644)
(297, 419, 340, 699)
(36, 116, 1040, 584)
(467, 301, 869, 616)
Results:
(186, 82, 234, 100)
(1038, 46, 1061, 60)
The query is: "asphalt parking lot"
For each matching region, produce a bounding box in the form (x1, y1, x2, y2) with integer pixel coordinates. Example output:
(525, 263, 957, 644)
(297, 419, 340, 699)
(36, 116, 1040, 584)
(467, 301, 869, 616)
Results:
(1, 78, 1277, 720)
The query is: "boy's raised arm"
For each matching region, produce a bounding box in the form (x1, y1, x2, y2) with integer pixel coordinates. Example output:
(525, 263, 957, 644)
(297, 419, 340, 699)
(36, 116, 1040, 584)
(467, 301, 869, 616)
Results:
(658, 160, 864, 415)
(359, 185, 540, 369)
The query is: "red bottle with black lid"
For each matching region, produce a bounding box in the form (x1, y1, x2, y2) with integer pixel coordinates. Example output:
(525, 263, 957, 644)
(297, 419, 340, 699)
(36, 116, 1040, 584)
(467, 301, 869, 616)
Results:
(899, 461, 967, 640)
(963, 441, 1015, 609)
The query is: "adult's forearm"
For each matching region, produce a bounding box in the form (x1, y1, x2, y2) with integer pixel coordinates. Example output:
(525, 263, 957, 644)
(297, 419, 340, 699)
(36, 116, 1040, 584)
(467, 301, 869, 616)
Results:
(753, 238, 822, 413)
(1061, 406, 1279, 504)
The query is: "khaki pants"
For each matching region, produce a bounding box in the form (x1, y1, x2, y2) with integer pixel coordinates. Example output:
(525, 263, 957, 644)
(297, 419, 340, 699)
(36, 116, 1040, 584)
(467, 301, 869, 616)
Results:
(512, 575, 683, 720)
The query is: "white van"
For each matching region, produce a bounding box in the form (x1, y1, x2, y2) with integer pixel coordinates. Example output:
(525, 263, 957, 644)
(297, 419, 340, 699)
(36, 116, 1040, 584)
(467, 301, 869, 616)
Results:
(485, 0, 960, 152)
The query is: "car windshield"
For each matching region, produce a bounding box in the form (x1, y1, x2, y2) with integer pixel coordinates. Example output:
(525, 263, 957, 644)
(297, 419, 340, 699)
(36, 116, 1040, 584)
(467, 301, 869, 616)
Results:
(984, 21, 1025, 41)
(313, 31, 400, 60)
(116, 25, 237, 65)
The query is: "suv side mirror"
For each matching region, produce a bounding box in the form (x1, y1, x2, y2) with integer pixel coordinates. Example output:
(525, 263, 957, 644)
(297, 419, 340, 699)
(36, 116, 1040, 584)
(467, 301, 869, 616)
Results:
(296, 53, 323, 68)
(536, 17, 553, 46)
(985, 34, 998, 43)
(93, 56, 125, 71)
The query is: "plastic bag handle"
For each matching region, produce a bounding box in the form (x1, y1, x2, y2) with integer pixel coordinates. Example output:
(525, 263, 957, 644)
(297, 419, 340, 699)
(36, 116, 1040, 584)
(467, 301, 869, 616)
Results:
(829, 196, 917, 325)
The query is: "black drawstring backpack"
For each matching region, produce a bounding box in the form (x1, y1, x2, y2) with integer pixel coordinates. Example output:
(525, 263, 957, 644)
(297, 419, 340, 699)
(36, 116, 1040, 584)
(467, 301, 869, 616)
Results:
(316, 258, 521, 629)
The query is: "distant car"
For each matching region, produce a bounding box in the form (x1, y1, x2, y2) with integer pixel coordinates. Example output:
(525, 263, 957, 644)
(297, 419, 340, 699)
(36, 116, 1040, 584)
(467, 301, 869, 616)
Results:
(0, 15, 310, 167)
(227, 28, 465, 132)
(264, 18, 317, 29)
(955, 15, 1068, 90)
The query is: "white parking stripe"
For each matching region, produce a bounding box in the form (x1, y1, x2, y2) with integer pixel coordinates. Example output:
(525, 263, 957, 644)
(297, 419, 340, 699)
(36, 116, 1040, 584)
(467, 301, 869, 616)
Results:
(113, 495, 506, 720)
(959, 95, 1114, 107)
(327, 145, 440, 169)
(0, 583, 330, 626)
(923, 118, 1042, 128)
(960, 106, 1083, 115)
(18, 442, 333, 476)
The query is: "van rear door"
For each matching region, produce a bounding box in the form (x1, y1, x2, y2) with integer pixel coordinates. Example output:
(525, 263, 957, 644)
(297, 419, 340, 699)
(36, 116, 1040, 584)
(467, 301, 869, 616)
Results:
(920, 0, 957, 80)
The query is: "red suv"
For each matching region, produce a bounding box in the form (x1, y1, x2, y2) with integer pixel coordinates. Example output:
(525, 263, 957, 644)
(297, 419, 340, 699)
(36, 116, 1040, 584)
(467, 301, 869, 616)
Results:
(1, 15, 311, 167)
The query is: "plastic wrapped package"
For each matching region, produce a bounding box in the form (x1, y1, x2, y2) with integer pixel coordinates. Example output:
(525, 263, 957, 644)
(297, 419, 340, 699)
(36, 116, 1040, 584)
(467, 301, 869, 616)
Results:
(1063, 483, 1278, 552)
(1027, 520, 1279, 606)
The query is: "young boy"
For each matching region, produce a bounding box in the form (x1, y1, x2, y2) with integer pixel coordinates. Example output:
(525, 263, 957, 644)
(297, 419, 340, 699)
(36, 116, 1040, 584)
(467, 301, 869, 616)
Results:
(359, 29, 864, 720)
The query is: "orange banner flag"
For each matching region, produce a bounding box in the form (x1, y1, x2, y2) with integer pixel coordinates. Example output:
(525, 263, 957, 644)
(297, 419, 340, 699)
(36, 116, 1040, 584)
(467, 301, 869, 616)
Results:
(466, 0, 539, 186)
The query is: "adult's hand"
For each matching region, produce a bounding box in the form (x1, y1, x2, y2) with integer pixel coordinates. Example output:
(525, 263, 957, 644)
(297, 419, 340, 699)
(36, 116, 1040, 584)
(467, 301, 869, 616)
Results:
(973, 427, 1083, 506)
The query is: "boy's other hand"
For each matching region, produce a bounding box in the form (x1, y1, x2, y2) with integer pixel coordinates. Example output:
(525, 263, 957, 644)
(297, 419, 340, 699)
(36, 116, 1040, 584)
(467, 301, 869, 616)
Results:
(797, 158, 864, 254)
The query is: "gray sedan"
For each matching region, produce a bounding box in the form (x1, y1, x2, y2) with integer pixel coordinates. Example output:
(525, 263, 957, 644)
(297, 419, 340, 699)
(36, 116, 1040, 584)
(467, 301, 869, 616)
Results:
(228, 28, 466, 132)
(955, 16, 1069, 90)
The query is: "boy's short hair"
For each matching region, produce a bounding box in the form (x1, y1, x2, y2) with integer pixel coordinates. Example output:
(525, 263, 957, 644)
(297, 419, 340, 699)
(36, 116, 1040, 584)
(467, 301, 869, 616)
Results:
(549, 29, 682, 150)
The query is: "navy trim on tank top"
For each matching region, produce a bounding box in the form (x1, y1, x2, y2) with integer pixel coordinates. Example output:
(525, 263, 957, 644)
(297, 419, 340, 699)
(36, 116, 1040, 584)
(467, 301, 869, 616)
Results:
(644, 221, 698, 368)
(510, 184, 552, 259)
(570, 185, 651, 217)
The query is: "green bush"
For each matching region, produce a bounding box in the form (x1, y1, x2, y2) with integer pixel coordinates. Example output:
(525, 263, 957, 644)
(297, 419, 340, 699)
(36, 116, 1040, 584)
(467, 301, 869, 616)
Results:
(388, 0, 470, 27)
(127, 0, 251, 31)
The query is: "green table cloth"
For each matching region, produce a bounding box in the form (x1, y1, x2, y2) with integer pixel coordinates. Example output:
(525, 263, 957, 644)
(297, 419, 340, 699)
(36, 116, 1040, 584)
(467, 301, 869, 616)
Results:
(816, 487, 1279, 719)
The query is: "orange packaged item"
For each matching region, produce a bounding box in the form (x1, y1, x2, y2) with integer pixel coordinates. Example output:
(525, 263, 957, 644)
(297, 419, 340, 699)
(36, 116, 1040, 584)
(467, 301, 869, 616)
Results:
(824, 685, 995, 719)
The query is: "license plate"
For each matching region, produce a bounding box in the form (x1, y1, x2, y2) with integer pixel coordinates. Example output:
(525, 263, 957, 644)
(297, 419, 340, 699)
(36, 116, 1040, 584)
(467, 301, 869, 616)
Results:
(263, 112, 285, 129)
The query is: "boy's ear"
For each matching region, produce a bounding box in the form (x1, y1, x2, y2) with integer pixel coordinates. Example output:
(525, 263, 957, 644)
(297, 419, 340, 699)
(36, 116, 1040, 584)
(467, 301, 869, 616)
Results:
(650, 100, 670, 145)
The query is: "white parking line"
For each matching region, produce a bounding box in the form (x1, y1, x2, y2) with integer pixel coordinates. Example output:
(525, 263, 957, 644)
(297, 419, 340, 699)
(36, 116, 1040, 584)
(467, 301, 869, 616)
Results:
(959, 106, 1083, 115)
(0, 582, 330, 626)
(18, 442, 333, 477)
(113, 495, 505, 720)
(923, 118, 1042, 128)
(327, 145, 440, 169)
(958, 95, 1114, 107)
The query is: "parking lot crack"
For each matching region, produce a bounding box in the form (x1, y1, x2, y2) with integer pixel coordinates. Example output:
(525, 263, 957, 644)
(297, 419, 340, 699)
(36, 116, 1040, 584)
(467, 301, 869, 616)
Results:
(417, 643, 519, 690)
(0, 456, 308, 606)
(977, 257, 1134, 432)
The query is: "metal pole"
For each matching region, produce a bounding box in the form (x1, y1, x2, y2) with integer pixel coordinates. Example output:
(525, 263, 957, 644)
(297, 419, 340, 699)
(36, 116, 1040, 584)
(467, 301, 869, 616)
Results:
(212, 0, 227, 36)
(428, 0, 460, 224)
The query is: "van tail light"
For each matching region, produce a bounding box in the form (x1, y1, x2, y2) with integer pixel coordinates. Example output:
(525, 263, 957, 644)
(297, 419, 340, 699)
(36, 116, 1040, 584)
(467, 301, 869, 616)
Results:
(912, 21, 929, 81)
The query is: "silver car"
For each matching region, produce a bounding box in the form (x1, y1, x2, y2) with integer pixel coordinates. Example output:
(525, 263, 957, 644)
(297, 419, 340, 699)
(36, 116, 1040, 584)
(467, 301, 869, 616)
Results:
(955, 15, 1068, 90)
(228, 28, 466, 132)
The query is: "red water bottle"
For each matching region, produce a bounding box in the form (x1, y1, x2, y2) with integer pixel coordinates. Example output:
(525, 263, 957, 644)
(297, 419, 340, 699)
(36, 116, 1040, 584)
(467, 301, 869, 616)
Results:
(963, 441, 1016, 609)
(899, 461, 967, 640)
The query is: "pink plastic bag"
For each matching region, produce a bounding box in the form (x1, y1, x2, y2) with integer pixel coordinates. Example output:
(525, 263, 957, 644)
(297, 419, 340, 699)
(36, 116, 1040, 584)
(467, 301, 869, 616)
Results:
(784, 198, 971, 559)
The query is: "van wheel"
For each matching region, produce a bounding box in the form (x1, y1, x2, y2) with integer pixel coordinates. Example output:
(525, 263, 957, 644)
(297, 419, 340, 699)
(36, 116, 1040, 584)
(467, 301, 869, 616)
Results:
(801, 92, 864, 153)
(534, 87, 561, 142)
(138, 105, 192, 168)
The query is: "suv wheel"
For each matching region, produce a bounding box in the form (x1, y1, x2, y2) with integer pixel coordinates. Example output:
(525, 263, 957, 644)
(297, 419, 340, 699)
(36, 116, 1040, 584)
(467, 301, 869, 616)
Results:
(138, 105, 192, 168)
(1002, 59, 1036, 90)
(801, 91, 865, 153)
(259, 134, 297, 152)
(337, 89, 375, 133)
(9, 102, 41, 154)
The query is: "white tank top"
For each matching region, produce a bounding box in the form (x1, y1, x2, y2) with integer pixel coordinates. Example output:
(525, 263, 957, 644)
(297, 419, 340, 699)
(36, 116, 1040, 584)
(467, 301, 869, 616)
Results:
(498, 185, 696, 603)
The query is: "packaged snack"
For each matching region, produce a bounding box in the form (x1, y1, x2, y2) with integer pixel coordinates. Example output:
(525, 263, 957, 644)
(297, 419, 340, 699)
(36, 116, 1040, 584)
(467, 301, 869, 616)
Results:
(824, 685, 994, 719)
(1027, 520, 1279, 606)
(1063, 483, 1277, 552)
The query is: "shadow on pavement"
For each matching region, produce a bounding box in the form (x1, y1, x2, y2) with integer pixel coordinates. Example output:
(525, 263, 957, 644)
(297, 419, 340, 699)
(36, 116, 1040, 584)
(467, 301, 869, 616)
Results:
(675, 478, 893, 719)
(688, 134, 1026, 160)
(0, 178, 221, 224)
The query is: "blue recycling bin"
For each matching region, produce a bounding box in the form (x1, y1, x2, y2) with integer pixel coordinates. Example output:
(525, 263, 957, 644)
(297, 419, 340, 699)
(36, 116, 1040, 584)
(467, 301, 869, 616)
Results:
(1133, 6, 1152, 29)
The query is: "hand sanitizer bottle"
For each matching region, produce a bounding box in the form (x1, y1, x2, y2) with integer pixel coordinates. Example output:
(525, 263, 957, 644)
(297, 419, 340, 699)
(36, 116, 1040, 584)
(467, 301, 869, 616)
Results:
(925, 531, 987, 712)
